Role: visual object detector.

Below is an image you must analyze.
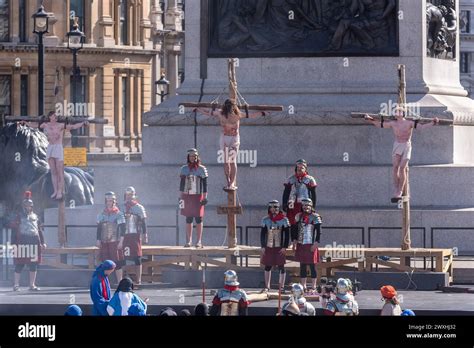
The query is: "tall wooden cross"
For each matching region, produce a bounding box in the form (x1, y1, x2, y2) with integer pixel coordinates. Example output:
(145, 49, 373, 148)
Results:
(179, 58, 284, 249)
(6, 114, 107, 247)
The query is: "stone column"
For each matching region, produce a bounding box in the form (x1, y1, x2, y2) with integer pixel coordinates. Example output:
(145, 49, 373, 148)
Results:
(128, 70, 135, 137)
(9, 0, 19, 43)
(166, 42, 181, 96)
(28, 66, 38, 116)
(98, 0, 115, 47)
(135, 69, 143, 141)
(88, 68, 97, 147)
(43, 0, 64, 47)
(12, 68, 21, 115)
(140, 0, 153, 49)
(165, 0, 182, 32)
(114, 69, 123, 136)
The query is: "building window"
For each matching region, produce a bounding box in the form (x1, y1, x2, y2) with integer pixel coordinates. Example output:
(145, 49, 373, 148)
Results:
(20, 75, 28, 115)
(19, 0, 26, 42)
(0, 76, 11, 127)
(122, 76, 129, 135)
(461, 10, 471, 34)
(460, 52, 469, 74)
(119, 0, 128, 45)
(70, 0, 86, 31)
(0, 0, 9, 42)
(70, 75, 88, 136)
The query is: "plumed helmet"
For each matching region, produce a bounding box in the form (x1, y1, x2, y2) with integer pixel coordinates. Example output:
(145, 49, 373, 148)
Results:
(22, 191, 33, 208)
(224, 270, 239, 286)
(268, 200, 280, 208)
(301, 198, 313, 207)
(105, 191, 117, 204)
(336, 278, 350, 294)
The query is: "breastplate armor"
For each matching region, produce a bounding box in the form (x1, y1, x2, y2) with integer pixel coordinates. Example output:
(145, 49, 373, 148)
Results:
(125, 214, 139, 234)
(20, 214, 39, 237)
(267, 227, 282, 248)
(184, 175, 201, 194)
(101, 222, 118, 242)
(298, 222, 314, 244)
(220, 302, 239, 316)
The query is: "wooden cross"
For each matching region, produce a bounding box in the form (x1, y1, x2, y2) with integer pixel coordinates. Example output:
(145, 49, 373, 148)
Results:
(179, 58, 284, 249)
(6, 114, 107, 247)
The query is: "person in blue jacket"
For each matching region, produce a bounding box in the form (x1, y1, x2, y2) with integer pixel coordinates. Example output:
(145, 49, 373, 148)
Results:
(90, 260, 116, 316)
(107, 277, 148, 316)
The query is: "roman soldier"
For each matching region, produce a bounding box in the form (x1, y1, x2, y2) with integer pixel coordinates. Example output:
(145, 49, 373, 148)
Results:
(179, 148, 209, 248)
(97, 192, 126, 282)
(120, 187, 148, 285)
(290, 198, 322, 292)
(260, 200, 290, 293)
(281, 283, 316, 316)
(10, 191, 46, 292)
(282, 159, 317, 225)
(210, 270, 250, 316)
(323, 278, 359, 316)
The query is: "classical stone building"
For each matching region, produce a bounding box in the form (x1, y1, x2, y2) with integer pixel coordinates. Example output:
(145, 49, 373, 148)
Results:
(0, 0, 184, 152)
(461, 0, 474, 96)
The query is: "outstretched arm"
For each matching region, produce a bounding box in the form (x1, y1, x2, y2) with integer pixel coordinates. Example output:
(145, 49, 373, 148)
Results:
(194, 108, 220, 117)
(364, 115, 392, 128)
(416, 118, 439, 129)
(240, 111, 269, 119)
(66, 121, 88, 130)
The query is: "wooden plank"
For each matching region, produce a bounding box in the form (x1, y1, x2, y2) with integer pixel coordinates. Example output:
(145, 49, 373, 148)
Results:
(317, 258, 360, 269)
(193, 256, 250, 272)
(366, 256, 431, 273)
(179, 102, 284, 112)
(350, 113, 455, 126)
(41, 259, 83, 270)
(217, 206, 243, 215)
(435, 252, 444, 272)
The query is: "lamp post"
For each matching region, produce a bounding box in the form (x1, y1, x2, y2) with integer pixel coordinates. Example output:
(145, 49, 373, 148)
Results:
(32, 4, 50, 117)
(67, 18, 85, 147)
(156, 74, 170, 103)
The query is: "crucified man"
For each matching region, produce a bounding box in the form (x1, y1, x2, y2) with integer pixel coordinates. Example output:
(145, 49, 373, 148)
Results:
(195, 99, 268, 190)
(25, 111, 88, 200)
(364, 107, 439, 200)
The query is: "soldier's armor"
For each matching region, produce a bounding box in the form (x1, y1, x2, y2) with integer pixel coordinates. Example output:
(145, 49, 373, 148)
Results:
(326, 294, 359, 316)
(216, 288, 248, 316)
(19, 213, 40, 237)
(296, 213, 322, 245)
(287, 175, 316, 203)
(121, 203, 146, 235)
(180, 165, 208, 195)
(97, 210, 125, 242)
(262, 216, 289, 248)
(282, 297, 316, 316)
(101, 222, 118, 242)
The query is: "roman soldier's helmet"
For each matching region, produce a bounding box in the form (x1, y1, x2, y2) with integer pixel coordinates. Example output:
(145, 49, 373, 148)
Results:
(105, 191, 117, 204)
(124, 186, 136, 200)
(295, 159, 308, 170)
(224, 270, 239, 286)
(301, 198, 313, 208)
(187, 148, 200, 163)
(291, 283, 305, 299)
(22, 191, 34, 208)
(268, 200, 280, 209)
(336, 278, 350, 295)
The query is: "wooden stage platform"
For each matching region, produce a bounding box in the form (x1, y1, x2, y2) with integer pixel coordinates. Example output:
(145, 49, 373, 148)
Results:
(42, 246, 455, 284)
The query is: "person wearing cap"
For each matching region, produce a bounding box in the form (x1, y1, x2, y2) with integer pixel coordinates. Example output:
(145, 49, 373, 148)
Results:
(323, 278, 359, 316)
(120, 187, 148, 285)
(90, 260, 116, 316)
(281, 283, 316, 316)
(364, 107, 439, 201)
(282, 159, 317, 225)
(65, 305, 83, 316)
(9, 191, 46, 292)
(380, 285, 402, 316)
(210, 270, 250, 316)
(260, 200, 290, 293)
(107, 277, 148, 316)
(194, 99, 268, 190)
(179, 148, 209, 248)
(96, 192, 126, 282)
(290, 197, 322, 293)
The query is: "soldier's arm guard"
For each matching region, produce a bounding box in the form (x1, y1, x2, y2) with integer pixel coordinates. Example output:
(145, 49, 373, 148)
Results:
(141, 219, 147, 234)
(118, 223, 126, 237)
(282, 184, 291, 211)
(96, 224, 102, 241)
(309, 186, 317, 207)
(290, 224, 298, 242)
(260, 226, 268, 248)
(179, 175, 186, 192)
(282, 226, 290, 248)
(202, 177, 208, 193)
(315, 224, 322, 243)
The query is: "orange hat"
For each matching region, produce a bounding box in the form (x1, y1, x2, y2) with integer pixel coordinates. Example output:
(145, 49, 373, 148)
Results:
(380, 285, 397, 299)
